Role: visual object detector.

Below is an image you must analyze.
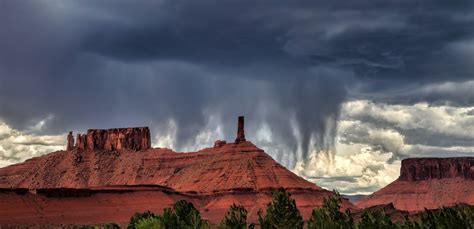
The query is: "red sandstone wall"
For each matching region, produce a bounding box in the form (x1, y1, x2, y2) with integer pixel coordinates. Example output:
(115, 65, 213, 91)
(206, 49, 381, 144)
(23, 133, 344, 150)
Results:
(399, 157, 473, 181)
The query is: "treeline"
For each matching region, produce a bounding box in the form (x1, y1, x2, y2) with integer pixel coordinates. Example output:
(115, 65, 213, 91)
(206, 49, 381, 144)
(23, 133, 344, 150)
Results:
(76, 188, 474, 229)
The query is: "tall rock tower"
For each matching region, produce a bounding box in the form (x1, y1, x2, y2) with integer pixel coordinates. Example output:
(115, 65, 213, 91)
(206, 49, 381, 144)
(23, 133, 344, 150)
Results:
(66, 131, 75, 151)
(235, 116, 246, 143)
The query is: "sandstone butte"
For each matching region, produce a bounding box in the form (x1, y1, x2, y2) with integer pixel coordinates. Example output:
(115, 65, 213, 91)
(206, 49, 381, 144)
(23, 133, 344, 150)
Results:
(355, 157, 474, 212)
(0, 117, 355, 227)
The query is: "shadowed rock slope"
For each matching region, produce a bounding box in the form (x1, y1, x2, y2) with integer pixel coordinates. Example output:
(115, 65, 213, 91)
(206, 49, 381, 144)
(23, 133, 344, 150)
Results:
(355, 157, 474, 212)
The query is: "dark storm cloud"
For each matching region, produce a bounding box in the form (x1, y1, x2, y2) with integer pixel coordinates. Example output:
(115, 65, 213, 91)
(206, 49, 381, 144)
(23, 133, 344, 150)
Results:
(0, 0, 473, 166)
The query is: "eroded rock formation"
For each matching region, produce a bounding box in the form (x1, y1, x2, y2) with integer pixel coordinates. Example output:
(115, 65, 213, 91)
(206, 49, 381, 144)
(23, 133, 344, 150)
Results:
(69, 127, 151, 151)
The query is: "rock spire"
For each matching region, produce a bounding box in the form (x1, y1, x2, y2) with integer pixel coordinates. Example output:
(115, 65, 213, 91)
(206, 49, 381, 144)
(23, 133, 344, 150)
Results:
(66, 131, 75, 151)
(235, 116, 246, 143)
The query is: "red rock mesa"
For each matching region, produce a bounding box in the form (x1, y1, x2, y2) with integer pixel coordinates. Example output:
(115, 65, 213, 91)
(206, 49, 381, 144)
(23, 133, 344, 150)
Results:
(0, 117, 355, 226)
(355, 157, 474, 212)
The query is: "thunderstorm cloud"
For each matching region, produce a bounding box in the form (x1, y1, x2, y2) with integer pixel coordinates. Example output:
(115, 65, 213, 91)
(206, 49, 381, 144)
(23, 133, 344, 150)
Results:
(0, 0, 473, 194)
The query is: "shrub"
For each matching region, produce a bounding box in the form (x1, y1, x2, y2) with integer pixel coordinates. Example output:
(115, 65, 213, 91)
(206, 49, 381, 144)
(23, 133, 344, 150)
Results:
(135, 217, 164, 229)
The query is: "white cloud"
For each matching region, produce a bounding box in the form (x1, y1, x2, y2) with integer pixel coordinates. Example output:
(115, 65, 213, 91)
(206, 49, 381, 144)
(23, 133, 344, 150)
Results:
(293, 145, 401, 195)
(0, 122, 65, 167)
(153, 119, 178, 149)
(342, 100, 474, 140)
(337, 119, 405, 153)
(293, 100, 474, 195)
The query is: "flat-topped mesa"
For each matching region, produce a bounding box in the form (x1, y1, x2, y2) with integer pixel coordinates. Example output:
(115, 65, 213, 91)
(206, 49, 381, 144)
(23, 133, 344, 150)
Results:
(235, 116, 246, 144)
(69, 127, 151, 151)
(399, 157, 474, 181)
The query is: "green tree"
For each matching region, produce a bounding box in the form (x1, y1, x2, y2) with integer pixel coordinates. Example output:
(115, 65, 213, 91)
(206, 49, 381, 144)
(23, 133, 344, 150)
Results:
(258, 187, 304, 229)
(356, 209, 394, 229)
(307, 190, 353, 229)
(219, 204, 248, 229)
(160, 207, 179, 228)
(418, 205, 474, 229)
(396, 215, 420, 229)
(160, 199, 210, 229)
(128, 211, 156, 229)
(127, 200, 209, 229)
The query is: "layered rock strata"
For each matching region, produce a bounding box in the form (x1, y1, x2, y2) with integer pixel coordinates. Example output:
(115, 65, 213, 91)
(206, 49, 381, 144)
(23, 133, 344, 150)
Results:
(355, 157, 474, 212)
(399, 157, 473, 181)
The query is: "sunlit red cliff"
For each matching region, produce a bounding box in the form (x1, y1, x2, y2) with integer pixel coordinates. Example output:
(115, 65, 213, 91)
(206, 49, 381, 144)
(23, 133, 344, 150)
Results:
(356, 157, 474, 211)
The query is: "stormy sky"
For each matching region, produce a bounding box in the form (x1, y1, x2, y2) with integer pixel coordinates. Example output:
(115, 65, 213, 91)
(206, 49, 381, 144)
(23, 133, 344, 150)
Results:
(1, 0, 473, 194)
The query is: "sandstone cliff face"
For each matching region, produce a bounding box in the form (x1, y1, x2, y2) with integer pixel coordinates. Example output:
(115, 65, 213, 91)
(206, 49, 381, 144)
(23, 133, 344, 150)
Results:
(72, 127, 151, 151)
(399, 157, 473, 181)
(356, 157, 474, 212)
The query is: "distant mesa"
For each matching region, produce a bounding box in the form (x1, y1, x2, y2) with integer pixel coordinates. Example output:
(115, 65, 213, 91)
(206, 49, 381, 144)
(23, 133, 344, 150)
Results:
(355, 157, 474, 212)
(399, 157, 473, 181)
